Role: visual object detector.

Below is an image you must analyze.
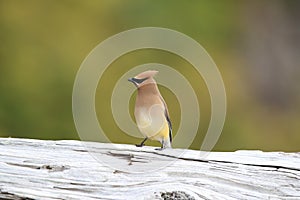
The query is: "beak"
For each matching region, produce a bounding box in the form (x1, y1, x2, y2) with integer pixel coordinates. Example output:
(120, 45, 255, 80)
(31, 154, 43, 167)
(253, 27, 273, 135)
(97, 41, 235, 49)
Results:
(128, 78, 134, 83)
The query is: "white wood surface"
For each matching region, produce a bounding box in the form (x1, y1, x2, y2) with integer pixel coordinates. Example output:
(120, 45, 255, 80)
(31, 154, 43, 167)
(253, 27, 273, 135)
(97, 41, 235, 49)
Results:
(0, 138, 299, 200)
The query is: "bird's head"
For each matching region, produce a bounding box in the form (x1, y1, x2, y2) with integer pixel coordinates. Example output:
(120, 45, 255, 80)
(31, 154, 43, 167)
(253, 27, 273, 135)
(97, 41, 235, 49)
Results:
(128, 70, 158, 88)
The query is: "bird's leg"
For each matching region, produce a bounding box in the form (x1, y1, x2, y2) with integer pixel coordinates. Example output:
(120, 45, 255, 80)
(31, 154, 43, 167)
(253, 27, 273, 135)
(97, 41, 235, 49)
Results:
(155, 139, 165, 150)
(136, 137, 148, 147)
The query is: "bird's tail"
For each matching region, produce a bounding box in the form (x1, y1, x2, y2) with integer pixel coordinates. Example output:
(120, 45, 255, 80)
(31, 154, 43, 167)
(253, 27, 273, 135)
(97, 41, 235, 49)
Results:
(163, 137, 172, 148)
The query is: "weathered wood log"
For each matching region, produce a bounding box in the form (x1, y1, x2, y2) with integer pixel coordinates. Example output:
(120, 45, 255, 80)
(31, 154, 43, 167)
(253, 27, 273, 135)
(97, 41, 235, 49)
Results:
(0, 138, 299, 200)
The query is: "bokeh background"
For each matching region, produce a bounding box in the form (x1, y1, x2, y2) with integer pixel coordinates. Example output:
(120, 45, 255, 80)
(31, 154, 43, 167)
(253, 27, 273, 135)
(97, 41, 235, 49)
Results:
(1, 0, 299, 151)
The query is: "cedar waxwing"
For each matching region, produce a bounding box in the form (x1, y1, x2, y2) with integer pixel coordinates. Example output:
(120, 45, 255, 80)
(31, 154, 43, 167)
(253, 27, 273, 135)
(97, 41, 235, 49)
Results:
(128, 70, 172, 149)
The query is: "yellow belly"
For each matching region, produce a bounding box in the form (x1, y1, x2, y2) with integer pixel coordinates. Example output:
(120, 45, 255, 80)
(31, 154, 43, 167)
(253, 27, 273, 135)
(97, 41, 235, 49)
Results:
(150, 122, 169, 141)
(135, 108, 169, 142)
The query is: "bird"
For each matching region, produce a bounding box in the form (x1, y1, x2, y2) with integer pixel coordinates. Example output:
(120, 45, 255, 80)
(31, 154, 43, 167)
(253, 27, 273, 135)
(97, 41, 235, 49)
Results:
(128, 70, 172, 150)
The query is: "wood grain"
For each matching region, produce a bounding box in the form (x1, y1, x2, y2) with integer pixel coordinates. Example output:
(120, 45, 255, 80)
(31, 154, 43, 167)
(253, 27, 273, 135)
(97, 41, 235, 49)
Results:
(0, 138, 299, 200)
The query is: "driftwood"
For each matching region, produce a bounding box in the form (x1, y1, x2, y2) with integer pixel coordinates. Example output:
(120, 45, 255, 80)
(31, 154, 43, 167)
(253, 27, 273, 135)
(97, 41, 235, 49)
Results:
(0, 138, 299, 200)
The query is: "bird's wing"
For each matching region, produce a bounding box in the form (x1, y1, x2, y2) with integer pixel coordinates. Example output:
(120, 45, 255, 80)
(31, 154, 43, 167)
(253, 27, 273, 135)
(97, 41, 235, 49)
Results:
(159, 96, 172, 142)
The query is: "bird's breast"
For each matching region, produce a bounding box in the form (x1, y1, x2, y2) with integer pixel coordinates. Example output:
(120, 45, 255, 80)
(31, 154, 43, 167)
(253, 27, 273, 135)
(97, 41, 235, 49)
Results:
(135, 107, 151, 127)
(134, 105, 166, 138)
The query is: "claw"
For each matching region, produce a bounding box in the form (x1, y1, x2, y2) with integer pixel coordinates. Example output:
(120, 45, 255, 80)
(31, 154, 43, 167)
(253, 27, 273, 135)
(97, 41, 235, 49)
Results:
(136, 137, 147, 147)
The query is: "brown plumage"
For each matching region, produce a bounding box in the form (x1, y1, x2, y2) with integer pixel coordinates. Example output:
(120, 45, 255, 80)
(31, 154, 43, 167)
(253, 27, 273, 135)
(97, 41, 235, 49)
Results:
(128, 70, 172, 149)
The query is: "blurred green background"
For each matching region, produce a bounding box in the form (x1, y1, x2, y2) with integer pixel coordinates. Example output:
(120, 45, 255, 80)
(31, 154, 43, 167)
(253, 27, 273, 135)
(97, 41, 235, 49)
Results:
(1, 0, 299, 151)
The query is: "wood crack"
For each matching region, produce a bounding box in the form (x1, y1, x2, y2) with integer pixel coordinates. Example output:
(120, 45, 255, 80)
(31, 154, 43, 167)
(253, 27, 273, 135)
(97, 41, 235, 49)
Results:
(0, 138, 299, 200)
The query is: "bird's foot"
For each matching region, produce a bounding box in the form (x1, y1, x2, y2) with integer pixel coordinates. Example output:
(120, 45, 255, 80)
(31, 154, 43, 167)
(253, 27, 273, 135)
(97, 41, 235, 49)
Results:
(155, 147, 165, 151)
(136, 138, 148, 147)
